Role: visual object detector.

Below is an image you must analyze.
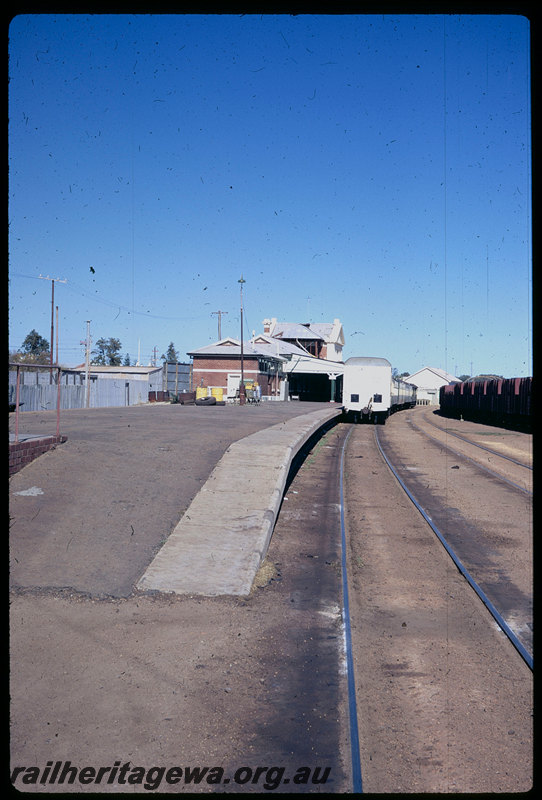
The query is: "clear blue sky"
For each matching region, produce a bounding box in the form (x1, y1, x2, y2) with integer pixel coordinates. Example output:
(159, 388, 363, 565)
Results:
(9, 13, 532, 377)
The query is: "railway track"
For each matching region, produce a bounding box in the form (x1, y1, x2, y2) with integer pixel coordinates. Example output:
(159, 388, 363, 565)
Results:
(375, 416, 533, 670)
(373, 424, 533, 670)
(403, 411, 532, 497)
(418, 408, 532, 470)
(342, 418, 533, 792)
(267, 413, 533, 792)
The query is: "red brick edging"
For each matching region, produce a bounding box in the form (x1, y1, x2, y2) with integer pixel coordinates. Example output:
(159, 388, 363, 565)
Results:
(9, 435, 68, 476)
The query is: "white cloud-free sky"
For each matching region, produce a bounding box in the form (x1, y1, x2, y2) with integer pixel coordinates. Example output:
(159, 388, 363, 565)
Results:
(9, 13, 532, 377)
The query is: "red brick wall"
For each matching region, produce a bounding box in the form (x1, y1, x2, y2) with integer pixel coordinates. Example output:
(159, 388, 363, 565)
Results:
(9, 435, 67, 476)
(193, 356, 258, 372)
(192, 356, 261, 394)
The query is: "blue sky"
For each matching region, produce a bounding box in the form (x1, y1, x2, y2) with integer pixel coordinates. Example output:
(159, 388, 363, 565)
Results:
(9, 13, 532, 377)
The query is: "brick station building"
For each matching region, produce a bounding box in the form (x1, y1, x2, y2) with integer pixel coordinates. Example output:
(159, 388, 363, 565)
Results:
(188, 318, 345, 402)
(188, 334, 314, 401)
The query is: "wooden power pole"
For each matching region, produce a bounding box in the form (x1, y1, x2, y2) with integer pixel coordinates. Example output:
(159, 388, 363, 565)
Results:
(211, 310, 228, 340)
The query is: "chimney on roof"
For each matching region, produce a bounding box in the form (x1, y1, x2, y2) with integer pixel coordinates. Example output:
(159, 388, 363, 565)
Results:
(263, 318, 271, 334)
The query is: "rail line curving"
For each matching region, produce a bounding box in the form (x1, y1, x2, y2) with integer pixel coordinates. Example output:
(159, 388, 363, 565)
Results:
(404, 415, 532, 497)
(339, 425, 364, 793)
(419, 410, 532, 471)
(373, 425, 533, 672)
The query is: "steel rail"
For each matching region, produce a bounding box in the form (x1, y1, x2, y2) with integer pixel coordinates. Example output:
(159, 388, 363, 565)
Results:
(421, 412, 532, 471)
(374, 426, 533, 672)
(339, 425, 363, 793)
(406, 417, 532, 497)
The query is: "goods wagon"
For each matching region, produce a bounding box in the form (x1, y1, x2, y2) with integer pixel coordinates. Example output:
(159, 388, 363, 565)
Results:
(343, 357, 417, 424)
(439, 377, 531, 431)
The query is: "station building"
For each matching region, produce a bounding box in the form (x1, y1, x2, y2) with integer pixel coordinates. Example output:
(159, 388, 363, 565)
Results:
(188, 318, 346, 402)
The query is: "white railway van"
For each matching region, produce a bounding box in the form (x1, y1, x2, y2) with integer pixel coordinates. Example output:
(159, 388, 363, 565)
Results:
(343, 356, 417, 423)
(342, 356, 392, 424)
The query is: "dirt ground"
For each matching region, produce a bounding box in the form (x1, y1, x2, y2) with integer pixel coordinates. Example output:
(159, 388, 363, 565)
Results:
(9, 402, 333, 597)
(9, 406, 533, 793)
(344, 410, 532, 793)
(9, 405, 349, 794)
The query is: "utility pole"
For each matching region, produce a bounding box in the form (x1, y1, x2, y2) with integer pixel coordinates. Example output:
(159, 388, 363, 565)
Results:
(211, 310, 228, 340)
(55, 306, 59, 366)
(84, 321, 91, 408)
(238, 276, 246, 405)
(39, 275, 67, 382)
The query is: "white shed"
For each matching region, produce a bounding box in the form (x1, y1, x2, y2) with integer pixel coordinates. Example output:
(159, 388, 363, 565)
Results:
(404, 366, 459, 405)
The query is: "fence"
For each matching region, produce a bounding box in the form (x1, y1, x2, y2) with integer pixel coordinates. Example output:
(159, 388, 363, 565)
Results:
(163, 361, 191, 395)
(9, 363, 62, 443)
(9, 367, 163, 413)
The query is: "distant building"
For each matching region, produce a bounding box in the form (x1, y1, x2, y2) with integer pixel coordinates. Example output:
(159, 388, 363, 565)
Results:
(404, 366, 459, 405)
(263, 318, 344, 362)
(188, 317, 346, 402)
(71, 364, 163, 382)
(187, 337, 293, 401)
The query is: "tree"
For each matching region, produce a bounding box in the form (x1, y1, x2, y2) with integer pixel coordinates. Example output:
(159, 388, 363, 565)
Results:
(10, 330, 51, 365)
(163, 342, 179, 362)
(123, 353, 131, 366)
(91, 337, 122, 366)
(458, 374, 471, 382)
(23, 329, 50, 357)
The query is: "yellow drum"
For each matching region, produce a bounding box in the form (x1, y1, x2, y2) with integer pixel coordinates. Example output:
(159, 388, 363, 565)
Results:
(196, 387, 208, 399)
(211, 387, 223, 402)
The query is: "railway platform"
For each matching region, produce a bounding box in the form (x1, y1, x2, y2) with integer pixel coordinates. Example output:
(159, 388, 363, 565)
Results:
(137, 406, 342, 596)
(9, 402, 343, 598)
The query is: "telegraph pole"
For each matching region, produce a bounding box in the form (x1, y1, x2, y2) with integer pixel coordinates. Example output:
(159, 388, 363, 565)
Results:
(39, 275, 67, 381)
(211, 310, 228, 340)
(238, 276, 246, 405)
(84, 321, 91, 408)
(55, 306, 59, 366)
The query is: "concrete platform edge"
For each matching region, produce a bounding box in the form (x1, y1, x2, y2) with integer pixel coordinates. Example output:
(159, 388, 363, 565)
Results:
(136, 406, 342, 597)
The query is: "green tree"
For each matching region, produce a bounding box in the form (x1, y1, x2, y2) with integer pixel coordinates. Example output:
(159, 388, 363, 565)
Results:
(163, 341, 179, 362)
(23, 329, 50, 357)
(91, 337, 122, 366)
(11, 330, 51, 365)
(123, 353, 131, 366)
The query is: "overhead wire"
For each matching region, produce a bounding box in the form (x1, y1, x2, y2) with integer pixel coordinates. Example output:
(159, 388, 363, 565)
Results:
(11, 271, 211, 322)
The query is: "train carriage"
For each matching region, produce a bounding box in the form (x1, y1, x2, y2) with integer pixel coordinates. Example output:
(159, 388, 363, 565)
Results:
(343, 357, 417, 424)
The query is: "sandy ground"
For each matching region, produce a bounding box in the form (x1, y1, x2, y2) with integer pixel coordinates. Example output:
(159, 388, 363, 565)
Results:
(344, 411, 532, 793)
(9, 408, 349, 794)
(9, 406, 533, 793)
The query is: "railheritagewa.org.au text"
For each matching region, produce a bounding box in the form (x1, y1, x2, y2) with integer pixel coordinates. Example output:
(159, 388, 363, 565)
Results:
(11, 761, 332, 791)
